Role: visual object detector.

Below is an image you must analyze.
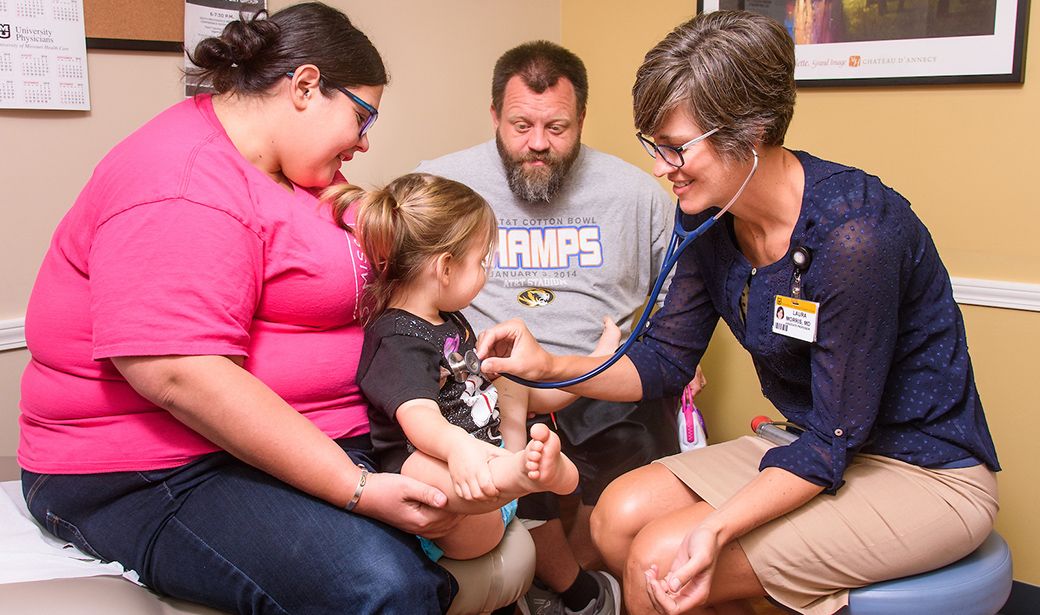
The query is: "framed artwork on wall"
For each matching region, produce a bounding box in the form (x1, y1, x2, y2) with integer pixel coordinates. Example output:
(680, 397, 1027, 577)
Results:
(697, 0, 1030, 86)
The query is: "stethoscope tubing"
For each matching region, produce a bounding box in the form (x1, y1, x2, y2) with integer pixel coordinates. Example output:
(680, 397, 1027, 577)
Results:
(502, 149, 760, 389)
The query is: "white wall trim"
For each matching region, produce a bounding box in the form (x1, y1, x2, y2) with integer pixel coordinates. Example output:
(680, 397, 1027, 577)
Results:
(0, 277, 1034, 354)
(0, 318, 26, 351)
(951, 277, 1040, 313)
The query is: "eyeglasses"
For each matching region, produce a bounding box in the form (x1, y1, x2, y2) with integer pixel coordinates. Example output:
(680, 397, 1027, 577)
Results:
(636, 126, 721, 168)
(285, 71, 378, 137)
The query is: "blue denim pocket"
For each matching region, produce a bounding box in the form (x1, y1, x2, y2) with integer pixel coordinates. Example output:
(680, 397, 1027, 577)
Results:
(22, 471, 50, 509)
(45, 510, 106, 560)
(23, 471, 107, 561)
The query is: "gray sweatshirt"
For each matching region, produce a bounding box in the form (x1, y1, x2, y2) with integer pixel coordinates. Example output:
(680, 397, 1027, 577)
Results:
(417, 140, 674, 356)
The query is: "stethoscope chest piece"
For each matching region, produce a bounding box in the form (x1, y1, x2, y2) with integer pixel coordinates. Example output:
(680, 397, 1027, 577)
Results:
(447, 349, 483, 383)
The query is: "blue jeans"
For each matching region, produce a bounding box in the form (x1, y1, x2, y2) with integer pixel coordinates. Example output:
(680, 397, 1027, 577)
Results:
(22, 436, 457, 615)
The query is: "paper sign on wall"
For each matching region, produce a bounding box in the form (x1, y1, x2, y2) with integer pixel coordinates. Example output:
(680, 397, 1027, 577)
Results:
(184, 0, 264, 97)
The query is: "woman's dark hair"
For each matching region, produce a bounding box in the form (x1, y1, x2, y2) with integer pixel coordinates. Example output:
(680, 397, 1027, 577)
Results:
(491, 41, 588, 116)
(186, 2, 388, 96)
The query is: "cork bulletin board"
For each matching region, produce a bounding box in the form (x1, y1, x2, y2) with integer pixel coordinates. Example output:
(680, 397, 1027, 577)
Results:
(85, 0, 184, 51)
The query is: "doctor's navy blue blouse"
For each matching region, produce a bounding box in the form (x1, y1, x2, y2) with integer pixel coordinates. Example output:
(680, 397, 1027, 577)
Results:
(627, 150, 1000, 493)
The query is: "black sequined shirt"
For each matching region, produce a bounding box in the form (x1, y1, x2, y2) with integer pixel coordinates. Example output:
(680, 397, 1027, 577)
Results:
(357, 309, 501, 473)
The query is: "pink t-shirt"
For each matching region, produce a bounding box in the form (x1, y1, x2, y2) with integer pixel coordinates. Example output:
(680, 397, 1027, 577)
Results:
(19, 95, 372, 474)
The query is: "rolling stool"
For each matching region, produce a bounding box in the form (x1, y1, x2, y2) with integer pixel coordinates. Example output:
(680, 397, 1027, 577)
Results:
(750, 419, 1013, 615)
(847, 530, 1012, 614)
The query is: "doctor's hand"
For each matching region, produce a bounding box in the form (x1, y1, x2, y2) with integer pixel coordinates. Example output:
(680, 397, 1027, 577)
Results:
(355, 472, 462, 539)
(645, 524, 722, 614)
(476, 318, 555, 380)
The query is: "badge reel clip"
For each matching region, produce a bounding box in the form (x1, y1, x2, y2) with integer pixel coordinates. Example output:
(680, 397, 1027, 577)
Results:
(790, 246, 812, 298)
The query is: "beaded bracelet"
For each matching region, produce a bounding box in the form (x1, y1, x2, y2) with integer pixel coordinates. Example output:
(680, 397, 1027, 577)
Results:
(345, 465, 369, 512)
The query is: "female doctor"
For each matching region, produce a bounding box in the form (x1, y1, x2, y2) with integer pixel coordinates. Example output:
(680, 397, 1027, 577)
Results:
(476, 10, 1000, 615)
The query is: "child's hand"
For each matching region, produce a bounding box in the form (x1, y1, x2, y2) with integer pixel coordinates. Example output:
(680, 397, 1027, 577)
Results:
(446, 438, 508, 501)
(591, 316, 622, 357)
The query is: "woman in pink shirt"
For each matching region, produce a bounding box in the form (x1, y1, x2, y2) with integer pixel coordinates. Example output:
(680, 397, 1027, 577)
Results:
(18, 3, 457, 612)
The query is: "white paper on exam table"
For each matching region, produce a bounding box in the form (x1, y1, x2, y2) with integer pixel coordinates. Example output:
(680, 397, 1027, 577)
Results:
(0, 480, 140, 585)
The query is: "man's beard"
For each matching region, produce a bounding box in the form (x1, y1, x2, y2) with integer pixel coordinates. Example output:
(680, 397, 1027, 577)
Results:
(496, 133, 580, 203)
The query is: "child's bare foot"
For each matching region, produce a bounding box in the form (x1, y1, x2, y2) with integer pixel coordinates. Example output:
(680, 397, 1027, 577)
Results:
(522, 423, 579, 495)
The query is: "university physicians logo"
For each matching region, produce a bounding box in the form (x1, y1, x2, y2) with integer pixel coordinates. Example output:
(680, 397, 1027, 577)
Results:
(517, 288, 555, 308)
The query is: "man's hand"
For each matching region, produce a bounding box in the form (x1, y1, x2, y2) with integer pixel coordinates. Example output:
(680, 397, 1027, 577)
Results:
(686, 364, 707, 398)
(591, 316, 621, 357)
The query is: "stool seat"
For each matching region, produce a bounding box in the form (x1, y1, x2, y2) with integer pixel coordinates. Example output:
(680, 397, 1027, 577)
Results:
(848, 531, 1012, 615)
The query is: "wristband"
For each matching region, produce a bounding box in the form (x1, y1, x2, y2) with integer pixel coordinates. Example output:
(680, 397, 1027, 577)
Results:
(345, 465, 369, 512)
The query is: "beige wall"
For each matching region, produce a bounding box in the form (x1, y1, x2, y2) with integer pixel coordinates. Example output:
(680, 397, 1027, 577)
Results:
(0, 0, 561, 318)
(273, 0, 563, 186)
(2, 0, 1037, 589)
(563, 0, 1040, 585)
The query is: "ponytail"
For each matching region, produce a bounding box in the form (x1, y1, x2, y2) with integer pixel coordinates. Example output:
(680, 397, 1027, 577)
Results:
(324, 173, 498, 324)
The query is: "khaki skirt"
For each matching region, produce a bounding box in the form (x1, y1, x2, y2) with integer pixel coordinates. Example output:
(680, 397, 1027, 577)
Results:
(655, 436, 998, 615)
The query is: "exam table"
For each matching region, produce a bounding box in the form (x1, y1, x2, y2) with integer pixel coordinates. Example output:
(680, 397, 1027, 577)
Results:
(0, 456, 534, 614)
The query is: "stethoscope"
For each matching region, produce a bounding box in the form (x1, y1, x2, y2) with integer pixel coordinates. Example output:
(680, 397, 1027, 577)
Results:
(447, 148, 774, 388)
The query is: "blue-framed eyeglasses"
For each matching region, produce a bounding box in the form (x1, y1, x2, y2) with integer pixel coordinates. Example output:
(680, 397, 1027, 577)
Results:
(636, 126, 721, 168)
(285, 71, 378, 137)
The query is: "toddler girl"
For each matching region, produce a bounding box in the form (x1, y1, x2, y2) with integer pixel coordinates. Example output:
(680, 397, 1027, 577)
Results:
(328, 173, 583, 561)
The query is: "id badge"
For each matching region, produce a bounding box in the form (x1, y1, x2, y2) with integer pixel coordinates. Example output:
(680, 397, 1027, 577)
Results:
(772, 295, 819, 343)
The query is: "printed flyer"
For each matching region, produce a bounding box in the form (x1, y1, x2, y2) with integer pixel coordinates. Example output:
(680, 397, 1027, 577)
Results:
(184, 0, 265, 96)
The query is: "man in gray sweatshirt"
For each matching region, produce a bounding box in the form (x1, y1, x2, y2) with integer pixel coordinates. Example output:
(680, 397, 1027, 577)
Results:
(417, 41, 687, 615)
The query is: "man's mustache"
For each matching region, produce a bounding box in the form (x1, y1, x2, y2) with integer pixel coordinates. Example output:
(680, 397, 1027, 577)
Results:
(520, 152, 557, 164)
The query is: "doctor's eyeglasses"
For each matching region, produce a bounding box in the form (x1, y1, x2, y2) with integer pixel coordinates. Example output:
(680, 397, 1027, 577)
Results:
(636, 126, 721, 168)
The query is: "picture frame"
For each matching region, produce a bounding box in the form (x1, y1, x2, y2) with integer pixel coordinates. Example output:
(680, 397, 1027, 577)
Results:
(697, 0, 1030, 86)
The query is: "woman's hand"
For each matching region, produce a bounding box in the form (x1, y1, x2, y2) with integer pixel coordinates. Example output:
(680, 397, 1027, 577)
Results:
(645, 524, 723, 614)
(355, 471, 463, 539)
(446, 438, 509, 501)
(476, 318, 555, 380)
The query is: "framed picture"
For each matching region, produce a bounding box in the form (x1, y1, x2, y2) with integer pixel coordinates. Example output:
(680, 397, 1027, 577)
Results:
(697, 0, 1030, 86)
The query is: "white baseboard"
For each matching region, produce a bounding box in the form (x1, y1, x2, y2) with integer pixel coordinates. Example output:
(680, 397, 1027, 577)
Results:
(0, 319, 25, 352)
(0, 278, 1035, 353)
